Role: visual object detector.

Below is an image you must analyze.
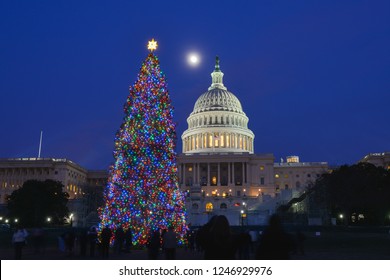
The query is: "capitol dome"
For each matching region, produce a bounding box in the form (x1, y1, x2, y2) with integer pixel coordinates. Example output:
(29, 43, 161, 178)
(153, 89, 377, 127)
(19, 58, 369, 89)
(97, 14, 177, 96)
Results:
(182, 57, 255, 154)
(192, 88, 244, 114)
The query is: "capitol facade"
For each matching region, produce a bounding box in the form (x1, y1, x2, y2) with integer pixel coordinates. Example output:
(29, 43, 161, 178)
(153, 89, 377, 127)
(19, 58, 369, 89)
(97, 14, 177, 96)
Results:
(177, 57, 328, 226)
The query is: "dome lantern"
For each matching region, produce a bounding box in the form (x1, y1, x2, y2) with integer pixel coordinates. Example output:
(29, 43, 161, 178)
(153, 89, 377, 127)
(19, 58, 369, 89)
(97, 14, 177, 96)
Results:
(209, 56, 227, 90)
(182, 57, 255, 154)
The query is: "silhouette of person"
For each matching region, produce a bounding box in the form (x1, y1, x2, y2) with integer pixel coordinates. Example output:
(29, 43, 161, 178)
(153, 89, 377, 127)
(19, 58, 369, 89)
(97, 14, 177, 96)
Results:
(163, 226, 177, 259)
(196, 215, 218, 258)
(87, 226, 98, 257)
(248, 229, 258, 253)
(255, 214, 294, 260)
(148, 229, 161, 259)
(79, 229, 88, 257)
(114, 226, 125, 254)
(237, 231, 251, 259)
(295, 230, 306, 255)
(124, 228, 133, 253)
(205, 215, 237, 259)
(12, 226, 28, 259)
(63, 229, 75, 257)
(32, 227, 44, 254)
(101, 226, 112, 259)
(187, 230, 196, 252)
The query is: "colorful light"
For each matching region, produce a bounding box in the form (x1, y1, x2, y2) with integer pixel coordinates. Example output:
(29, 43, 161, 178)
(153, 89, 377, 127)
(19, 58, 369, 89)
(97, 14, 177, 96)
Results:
(99, 50, 188, 246)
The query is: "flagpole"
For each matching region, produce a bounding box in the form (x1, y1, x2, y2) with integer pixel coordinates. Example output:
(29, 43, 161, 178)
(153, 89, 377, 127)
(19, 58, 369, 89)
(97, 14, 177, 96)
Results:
(38, 131, 43, 158)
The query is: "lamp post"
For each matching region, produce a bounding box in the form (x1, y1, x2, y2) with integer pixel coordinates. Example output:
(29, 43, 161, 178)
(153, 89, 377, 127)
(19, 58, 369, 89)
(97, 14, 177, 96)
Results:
(339, 214, 344, 225)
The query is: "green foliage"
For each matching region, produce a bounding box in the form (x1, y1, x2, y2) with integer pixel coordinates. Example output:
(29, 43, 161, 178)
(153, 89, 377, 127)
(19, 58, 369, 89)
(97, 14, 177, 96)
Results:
(7, 180, 69, 227)
(313, 163, 390, 225)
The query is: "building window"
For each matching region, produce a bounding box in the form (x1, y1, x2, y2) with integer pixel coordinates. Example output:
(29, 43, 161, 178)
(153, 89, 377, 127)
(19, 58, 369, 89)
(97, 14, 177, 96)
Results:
(275, 174, 280, 178)
(237, 191, 241, 197)
(260, 177, 265, 185)
(260, 166, 264, 170)
(220, 203, 227, 209)
(307, 174, 311, 178)
(284, 174, 289, 178)
(192, 203, 199, 210)
(285, 184, 289, 190)
(206, 202, 213, 212)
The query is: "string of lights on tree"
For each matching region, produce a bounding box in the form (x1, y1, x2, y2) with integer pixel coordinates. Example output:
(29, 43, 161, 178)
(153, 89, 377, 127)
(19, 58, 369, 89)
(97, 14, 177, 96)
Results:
(99, 39, 188, 246)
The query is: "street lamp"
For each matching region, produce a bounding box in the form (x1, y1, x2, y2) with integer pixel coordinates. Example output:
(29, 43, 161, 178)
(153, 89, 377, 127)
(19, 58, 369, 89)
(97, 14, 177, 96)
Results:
(69, 213, 74, 227)
(47, 217, 51, 223)
(240, 210, 247, 226)
(339, 214, 344, 225)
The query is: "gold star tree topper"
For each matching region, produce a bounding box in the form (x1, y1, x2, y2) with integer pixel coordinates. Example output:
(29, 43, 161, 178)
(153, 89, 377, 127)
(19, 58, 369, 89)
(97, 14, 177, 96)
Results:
(147, 39, 158, 52)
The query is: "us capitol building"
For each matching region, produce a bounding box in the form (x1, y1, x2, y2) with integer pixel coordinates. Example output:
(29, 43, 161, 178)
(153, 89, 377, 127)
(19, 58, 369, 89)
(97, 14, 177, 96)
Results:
(177, 58, 328, 226)
(1, 58, 388, 227)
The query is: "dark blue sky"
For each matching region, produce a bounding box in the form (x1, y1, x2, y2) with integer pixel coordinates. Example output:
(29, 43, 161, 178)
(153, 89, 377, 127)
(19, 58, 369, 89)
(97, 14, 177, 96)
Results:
(1, 0, 389, 169)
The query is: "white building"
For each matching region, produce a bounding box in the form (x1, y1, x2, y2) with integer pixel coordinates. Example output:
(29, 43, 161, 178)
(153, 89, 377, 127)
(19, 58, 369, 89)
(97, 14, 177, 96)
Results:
(0, 157, 107, 226)
(360, 152, 390, 170)
(177, 58, 328, 226)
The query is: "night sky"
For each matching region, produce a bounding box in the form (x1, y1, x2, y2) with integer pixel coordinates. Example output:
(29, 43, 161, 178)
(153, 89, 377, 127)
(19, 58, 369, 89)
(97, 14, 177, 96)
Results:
(1, 0, 389, 170)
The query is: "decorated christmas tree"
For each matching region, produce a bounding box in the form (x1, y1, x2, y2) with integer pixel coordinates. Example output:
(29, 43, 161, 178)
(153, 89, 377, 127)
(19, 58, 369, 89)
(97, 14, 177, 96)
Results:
(99, 39, 188, 246)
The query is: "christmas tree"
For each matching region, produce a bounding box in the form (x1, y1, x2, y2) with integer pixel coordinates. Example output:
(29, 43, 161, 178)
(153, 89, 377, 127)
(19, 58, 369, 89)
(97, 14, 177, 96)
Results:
(99, 39, 188, 246)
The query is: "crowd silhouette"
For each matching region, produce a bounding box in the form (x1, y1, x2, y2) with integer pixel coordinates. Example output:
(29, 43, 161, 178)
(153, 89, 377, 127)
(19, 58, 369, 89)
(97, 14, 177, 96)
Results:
(8, 214, 302, 260)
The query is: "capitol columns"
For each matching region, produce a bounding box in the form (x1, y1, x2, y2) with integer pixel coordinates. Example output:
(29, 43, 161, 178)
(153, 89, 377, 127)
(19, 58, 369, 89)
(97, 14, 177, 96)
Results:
(217, 162, 221, 187)
(228, 162, 231, 186)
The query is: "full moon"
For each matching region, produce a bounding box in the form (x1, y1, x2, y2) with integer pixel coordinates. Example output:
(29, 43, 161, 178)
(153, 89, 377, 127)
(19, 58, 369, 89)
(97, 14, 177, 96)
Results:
(187, 53, 200, 66)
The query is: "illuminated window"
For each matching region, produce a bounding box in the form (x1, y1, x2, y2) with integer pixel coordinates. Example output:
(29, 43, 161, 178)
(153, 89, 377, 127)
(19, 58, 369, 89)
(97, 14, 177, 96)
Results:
(284, 174, 289, 178)
(260, 166, 264, 170)
(206, 202, 213, 212)
(188, 166, 193, 172)
(275, 174, 280, 178)
(211, 176, 217, 185)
